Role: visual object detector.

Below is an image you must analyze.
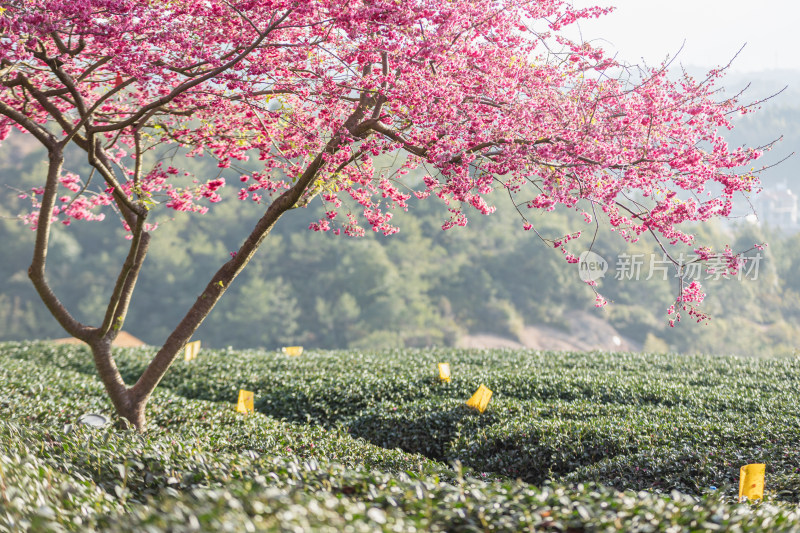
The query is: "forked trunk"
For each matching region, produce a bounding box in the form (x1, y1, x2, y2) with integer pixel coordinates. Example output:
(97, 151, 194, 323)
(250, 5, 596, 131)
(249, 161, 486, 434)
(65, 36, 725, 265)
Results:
(89, 341, 148, 431)
(22, 100, 361, 433)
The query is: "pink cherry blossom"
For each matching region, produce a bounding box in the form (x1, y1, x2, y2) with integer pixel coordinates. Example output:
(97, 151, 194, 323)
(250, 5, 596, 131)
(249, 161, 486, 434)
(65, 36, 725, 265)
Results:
(0, 0, 770, 427)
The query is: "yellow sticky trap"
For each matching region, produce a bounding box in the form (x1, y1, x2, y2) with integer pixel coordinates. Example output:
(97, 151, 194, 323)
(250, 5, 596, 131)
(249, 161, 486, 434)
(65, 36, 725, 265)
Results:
(466, 384, 492, 413)
(236, 389, 254, 414)
(282, 346, 303, 356)
(739, 464, 765, 502)
(438, 363, 451, 382)
(184, 340, 201, 362)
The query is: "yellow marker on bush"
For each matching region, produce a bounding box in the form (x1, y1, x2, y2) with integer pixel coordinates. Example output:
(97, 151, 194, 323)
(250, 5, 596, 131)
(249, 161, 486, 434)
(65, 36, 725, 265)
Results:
(438, 362, 451, 382)
(184, 340, 201, 362)
(282, 346, 303, 356)
(466, 384, 492, 413)
(739, 463, 765, 501)
(236, 389, 254, 414)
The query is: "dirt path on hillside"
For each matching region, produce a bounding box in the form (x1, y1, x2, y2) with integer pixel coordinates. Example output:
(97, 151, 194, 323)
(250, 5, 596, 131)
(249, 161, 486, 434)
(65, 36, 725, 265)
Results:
(457, 310, 641, 352)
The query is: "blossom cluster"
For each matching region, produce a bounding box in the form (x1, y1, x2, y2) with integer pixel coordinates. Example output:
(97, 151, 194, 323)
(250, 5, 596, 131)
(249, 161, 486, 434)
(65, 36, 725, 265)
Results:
(0, 0, 765, 316)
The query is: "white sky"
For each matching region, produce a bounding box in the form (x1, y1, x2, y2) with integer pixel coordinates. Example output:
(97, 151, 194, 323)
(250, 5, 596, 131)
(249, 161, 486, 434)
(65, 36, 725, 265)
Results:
(569, 1, 800, 73)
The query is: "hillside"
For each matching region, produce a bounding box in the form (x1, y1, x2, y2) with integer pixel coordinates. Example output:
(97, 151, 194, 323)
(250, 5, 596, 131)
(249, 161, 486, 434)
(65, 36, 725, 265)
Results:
(3, 121, 800, 358)
(459, 310, 641, 351)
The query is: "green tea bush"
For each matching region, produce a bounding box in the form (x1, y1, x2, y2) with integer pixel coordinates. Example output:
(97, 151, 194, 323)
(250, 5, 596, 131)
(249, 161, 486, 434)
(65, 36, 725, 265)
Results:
(4, 341, 800, 531)
(7, 342, 800, 497)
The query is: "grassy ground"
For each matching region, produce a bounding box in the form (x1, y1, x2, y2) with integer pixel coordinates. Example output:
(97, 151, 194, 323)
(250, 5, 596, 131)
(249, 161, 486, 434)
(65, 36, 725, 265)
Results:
(2, 341, 800, 531)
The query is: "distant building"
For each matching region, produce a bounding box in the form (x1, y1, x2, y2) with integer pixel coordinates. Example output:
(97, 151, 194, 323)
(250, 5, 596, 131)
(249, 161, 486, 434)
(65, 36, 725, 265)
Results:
(754, 183, 799, 231)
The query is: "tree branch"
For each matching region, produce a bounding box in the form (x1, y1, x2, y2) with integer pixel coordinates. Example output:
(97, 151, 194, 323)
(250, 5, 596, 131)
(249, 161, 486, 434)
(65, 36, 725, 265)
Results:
(7, 73, 79, 141)
(130, 101, 368, 403)
(98, 215, 148, 337)
(27, 149, 93, 339)
(88, 10, 294, 135)
(0, 98, 57, 149)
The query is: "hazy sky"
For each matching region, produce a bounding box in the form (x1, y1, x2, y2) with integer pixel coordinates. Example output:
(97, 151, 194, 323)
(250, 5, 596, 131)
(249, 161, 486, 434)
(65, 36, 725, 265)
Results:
(569, 1, 799, 73)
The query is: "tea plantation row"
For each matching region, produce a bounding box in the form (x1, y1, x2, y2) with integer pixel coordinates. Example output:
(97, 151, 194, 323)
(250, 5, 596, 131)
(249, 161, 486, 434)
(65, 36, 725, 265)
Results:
(2, 341, 800, 531)
(10, 342, 800, 497)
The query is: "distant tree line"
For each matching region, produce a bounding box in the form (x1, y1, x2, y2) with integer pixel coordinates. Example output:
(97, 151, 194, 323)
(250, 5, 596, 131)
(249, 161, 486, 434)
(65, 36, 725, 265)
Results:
(2, 132, 799, 356)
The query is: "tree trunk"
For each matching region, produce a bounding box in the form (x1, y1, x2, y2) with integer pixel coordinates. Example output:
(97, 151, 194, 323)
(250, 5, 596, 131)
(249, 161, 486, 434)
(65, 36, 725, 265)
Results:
(89, 340, 148, 430)
(116, 397, 147, 431)
(127, 119, 363, 417)
(25, 106, 368, 432)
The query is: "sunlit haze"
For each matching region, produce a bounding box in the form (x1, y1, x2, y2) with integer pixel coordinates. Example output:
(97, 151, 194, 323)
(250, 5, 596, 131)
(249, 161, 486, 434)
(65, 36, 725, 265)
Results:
(569, 1, 800, 73)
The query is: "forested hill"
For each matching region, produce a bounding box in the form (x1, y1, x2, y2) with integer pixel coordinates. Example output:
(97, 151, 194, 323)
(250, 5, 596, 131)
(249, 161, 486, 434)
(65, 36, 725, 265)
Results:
(2, 91, 799, 356)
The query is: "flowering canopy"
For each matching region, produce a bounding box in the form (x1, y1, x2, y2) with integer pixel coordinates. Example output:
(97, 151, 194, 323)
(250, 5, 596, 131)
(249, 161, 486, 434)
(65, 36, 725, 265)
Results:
(0, 0, 766, 426)
(2, 0, 761, 231)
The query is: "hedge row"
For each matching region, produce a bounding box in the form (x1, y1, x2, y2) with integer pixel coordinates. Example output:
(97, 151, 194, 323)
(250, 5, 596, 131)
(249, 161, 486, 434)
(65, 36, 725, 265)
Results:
(6, 342, 800, 501)
(4, 345, 800, 531)
(12, 343, 800, 424)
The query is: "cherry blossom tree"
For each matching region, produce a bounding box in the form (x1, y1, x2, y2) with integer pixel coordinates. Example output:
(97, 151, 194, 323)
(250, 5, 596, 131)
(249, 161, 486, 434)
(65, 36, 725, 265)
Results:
(0, 0, 765, 429)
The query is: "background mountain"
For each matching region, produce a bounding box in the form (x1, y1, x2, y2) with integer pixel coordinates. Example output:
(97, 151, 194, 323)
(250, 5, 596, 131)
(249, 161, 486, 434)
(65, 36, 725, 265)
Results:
(1, 69, 798, 356)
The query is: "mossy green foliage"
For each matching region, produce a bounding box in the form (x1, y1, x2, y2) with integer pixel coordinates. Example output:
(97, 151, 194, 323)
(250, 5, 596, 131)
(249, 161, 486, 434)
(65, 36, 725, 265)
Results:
(2, 341, 800, 531)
